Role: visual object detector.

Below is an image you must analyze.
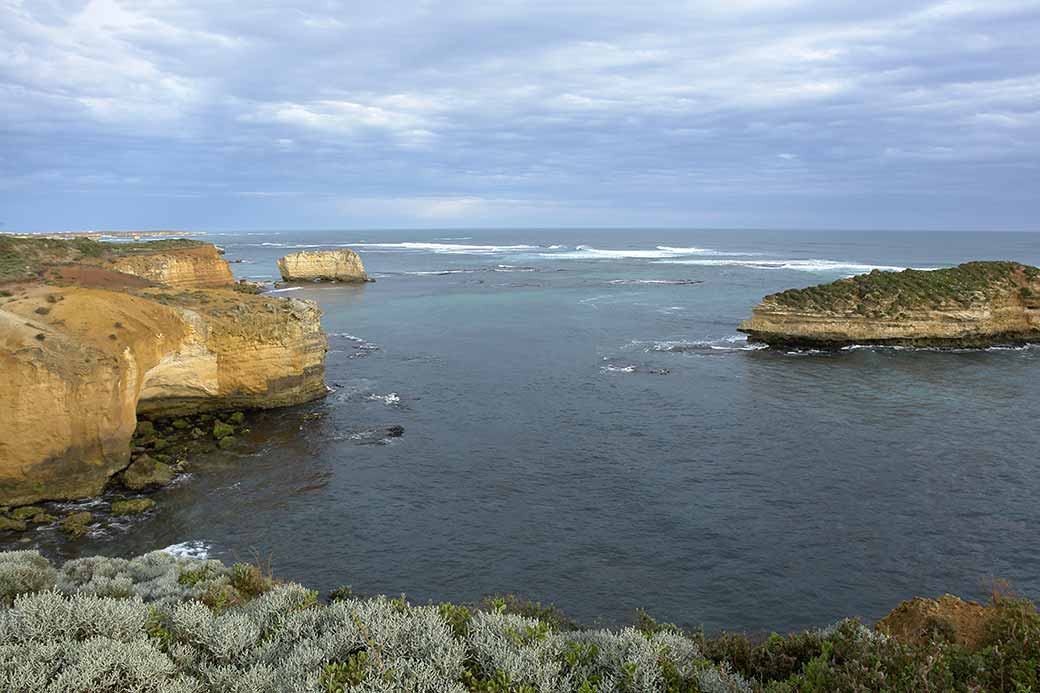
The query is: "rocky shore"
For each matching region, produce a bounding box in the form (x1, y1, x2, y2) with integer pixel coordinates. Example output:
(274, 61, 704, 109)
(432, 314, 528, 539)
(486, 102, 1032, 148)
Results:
(0, 236, 329, 521)
(739, 261, 1040, 348)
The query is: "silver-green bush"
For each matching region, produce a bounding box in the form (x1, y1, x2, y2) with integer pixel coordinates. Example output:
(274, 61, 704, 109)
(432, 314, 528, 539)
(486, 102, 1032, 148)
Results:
(0, 550, 750, 692)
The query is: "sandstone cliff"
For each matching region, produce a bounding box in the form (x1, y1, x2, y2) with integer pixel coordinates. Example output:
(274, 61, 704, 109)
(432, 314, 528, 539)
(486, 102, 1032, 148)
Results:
(277, 249, 370, 282)
(106, 244, 234, 288)
(0, 238, 327, 506)
(739, 261, 1040, 348)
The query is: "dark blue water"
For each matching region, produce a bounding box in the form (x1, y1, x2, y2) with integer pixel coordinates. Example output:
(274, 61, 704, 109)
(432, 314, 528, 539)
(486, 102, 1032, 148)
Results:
(21, 229, 1040, 633)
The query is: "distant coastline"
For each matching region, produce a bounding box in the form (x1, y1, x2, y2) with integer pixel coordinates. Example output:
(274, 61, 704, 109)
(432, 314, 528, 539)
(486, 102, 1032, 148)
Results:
(2, 230, 206, 239)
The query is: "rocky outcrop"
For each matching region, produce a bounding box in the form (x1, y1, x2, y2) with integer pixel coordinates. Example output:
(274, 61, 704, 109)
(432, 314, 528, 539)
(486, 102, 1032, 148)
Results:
(0, 240, 328, 507)
(106, 244, 234, 288)
(277, 249, 370, 283)
(738, 261, 1040, 348)
(875, 594, 995, 650)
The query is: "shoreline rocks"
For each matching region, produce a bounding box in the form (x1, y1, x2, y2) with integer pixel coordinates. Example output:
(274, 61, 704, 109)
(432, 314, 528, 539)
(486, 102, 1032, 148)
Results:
(276, 248, 371, 283)
(739, 261, 1040, 348)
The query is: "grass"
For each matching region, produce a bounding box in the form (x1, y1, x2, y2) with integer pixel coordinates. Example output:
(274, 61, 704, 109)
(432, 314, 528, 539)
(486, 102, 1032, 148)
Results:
(767, 261, 1040, 319)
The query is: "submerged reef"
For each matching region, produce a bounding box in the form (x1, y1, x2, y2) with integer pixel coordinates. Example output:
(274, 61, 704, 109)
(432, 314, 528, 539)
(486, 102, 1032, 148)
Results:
(0, 550, 1038, 692)
(739, 261, 1040, 348)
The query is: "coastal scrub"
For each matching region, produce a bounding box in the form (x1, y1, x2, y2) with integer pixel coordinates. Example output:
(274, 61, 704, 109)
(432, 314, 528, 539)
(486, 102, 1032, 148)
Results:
(0, 550, 1038, 692)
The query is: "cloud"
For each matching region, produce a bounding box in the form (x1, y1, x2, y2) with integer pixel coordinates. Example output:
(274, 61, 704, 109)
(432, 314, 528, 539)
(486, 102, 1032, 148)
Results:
(1, 0, 1039, 229)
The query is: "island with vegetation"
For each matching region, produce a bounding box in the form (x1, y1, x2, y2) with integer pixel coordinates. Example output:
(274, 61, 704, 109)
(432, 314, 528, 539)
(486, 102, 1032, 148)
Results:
(0, 236, 331, 528)
(0, 549, 1038, 692)
(739, 261, 1040, 348)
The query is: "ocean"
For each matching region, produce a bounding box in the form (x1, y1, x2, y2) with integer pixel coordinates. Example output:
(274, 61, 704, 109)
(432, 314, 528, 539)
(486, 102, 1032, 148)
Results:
(14, 228, 1040, 634)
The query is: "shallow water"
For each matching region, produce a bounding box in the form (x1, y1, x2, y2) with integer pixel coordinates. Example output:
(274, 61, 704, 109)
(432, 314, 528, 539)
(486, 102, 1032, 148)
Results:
(12, 229, 1040, 634)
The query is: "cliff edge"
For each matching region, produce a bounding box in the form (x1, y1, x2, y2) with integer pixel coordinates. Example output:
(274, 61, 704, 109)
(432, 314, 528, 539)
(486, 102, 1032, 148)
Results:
(0, 237, 327, 506)
(738, 261, 1040, 348)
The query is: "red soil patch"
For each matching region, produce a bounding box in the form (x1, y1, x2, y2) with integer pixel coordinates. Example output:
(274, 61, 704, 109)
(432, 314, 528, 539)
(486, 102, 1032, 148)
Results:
(47, 264, 157, 290)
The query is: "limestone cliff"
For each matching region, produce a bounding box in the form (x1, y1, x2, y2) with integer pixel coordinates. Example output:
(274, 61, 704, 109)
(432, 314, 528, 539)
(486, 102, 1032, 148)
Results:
(277, 249, 370, 282)
(106, 244, 234, 288)
(739, 261, 1040, 348)
(0, 238, 328, 506)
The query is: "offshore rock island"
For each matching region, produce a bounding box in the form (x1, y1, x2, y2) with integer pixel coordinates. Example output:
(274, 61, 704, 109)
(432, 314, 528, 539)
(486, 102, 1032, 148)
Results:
(739, 261, 1040, 348)
(277, 248, 371, 283)
(0, 236, 330, 507)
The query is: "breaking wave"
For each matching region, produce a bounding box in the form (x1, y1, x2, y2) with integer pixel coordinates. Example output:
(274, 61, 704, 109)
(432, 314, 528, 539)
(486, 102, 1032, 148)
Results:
(162, 541, 212, 560)
(654, 258, 941, 273)
(539, 245, 716, 259)
(607, 279, 702, 285)
(351, 242, 538, 254)
(637, 336, 768, 353)
(368, 392, 401, 406)
(400, 265, 537, 276)
(330, 333, 380, 358)
(839, 343, 1040, 354)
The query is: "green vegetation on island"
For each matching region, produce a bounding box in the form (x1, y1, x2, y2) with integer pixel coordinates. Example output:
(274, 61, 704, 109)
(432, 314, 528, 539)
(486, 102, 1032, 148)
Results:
(1, 550, 1039, 692)
(768, 261, 1040, 319)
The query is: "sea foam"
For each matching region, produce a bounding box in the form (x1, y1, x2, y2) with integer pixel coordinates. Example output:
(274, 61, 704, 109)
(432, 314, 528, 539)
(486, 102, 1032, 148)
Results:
(350, 242, 538, 254)
(654, 258, 941, 273)
(162, 541, 212, 560)
(539, 245, 716, 259)
(638, 336, 768, 353)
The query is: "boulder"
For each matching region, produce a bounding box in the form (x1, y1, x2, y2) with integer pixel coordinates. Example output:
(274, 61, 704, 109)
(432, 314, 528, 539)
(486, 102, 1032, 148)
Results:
(121, 455, 175, 491)
(60, 511, 92, 538)
(212, 421, 235, 440)
(0, 516, 27, 533)
(10, 506, 45, 520)
(111, 498, 156, 515)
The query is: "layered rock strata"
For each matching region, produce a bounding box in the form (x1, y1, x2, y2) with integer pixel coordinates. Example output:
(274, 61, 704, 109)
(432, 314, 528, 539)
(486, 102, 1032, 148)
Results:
(739, 261, 1040, 348)
(106, 244, 234, 288)
(0, 239, 328, 506)
(277, 249, 370, 282)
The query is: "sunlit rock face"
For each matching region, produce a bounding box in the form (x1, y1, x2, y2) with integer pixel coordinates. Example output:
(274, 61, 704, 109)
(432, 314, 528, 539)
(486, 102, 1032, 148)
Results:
(107, 244, 235, 288)
(277, 249, 371, 283)
(739, 261, 1040, 348)
(0, 242, 327, 506)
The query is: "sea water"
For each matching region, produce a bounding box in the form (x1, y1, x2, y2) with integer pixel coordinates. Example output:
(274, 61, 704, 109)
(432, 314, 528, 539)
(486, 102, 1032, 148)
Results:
(14, 228, 1040, 634)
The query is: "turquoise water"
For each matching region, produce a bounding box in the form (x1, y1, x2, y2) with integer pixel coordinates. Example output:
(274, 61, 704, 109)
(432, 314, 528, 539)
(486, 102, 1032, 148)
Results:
(18, 229, 1040, 633)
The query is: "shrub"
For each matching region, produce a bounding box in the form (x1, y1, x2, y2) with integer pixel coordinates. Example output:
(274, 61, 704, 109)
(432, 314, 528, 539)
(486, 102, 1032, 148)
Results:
(1, 549, 1037, 692)
(0, 551, 57, 606)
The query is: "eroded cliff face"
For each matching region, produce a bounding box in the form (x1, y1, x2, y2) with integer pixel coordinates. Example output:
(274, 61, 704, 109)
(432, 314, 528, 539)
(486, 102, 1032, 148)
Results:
(739, 261, 1040, 347)
(106, 245, 234, 288)
(277, 249, 370, 282)
(0, 288, 191, 505)
(135, 290, 328, 416)
(0, 243, 328, 506)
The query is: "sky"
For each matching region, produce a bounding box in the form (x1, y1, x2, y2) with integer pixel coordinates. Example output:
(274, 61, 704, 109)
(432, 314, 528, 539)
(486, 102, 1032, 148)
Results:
(1, 0, 1039, 232)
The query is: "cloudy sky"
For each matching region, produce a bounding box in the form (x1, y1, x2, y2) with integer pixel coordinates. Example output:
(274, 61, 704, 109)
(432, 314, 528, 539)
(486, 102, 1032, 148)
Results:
(2, 0, 1038, 231)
